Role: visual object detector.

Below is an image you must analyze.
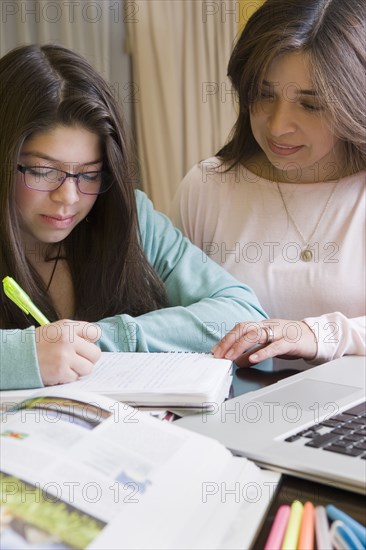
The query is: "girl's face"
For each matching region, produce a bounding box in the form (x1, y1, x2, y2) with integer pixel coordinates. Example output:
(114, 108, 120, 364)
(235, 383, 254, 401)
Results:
(249, 52, 343, 183)
(16, 125, 101, 250)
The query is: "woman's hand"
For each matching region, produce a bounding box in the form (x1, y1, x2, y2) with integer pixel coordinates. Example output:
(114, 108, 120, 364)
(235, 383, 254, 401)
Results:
(211, 319, 317, 367)
(35, 320, 102, 385)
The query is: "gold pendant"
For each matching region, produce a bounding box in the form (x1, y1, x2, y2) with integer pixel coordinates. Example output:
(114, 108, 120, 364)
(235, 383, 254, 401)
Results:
(301, 248, 313, 262)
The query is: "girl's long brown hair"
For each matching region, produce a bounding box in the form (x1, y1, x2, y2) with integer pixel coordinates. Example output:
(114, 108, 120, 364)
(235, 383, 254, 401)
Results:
(218, 0, 366, 175)
(0, 44, 168, 328)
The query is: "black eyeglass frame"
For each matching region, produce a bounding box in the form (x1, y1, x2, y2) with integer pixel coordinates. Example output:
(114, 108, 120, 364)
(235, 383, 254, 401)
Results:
(17, 164, 113, 195)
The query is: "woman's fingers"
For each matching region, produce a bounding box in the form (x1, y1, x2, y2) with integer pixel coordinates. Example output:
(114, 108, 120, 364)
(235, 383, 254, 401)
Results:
(212, 319, 318, 366)
(232, 342, 269, 368)
(247, 337, 294, 364)
(212, 322, 276, 359)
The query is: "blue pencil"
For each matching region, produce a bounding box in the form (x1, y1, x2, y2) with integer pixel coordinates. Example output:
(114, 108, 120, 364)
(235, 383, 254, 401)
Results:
(326, 504, 366, 546)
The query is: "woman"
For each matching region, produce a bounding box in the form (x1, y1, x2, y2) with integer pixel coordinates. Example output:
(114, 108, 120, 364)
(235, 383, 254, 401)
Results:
(0, 44, 266, 390)
(172, 0, 365, 369)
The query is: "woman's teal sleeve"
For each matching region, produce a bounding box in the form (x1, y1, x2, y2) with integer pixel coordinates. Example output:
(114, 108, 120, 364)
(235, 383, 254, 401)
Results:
(97, 191, 267, 352)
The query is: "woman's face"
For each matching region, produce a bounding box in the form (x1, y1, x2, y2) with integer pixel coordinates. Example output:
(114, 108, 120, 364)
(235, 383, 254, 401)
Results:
(249, 52, 343, 183)
(15, 125, 101, 250)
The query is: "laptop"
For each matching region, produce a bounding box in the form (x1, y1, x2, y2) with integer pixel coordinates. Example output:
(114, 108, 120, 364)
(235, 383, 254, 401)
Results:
(176, 356, 366, 494)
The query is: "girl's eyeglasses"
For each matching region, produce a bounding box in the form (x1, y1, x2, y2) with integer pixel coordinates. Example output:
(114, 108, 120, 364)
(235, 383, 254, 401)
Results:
(17, 165, 113, 195)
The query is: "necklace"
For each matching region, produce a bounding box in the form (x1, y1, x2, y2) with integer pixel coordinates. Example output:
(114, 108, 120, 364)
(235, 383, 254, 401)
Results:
(276, 181, 339, 262)
(46, 242, 62, 291)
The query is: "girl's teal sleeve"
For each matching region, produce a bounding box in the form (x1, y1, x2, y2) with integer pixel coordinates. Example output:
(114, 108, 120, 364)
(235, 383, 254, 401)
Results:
(97, 191, 267, 352)
(0, 327, 43, 390)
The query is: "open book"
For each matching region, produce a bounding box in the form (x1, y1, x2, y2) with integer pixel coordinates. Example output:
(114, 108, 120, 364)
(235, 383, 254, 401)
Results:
(0, 352, 232, 411)
(0, 388, 280, 550)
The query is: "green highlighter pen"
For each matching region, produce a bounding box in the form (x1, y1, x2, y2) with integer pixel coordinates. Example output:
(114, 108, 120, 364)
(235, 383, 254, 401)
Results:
(2, 276, 50, 326)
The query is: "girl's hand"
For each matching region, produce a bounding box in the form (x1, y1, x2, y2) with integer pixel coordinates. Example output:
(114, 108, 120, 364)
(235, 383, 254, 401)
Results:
(35, 320, 102, 385)
(211, 319, 317, 367)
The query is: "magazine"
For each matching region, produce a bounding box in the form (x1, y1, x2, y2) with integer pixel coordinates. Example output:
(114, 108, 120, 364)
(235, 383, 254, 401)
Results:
(0, 388, 280, 549)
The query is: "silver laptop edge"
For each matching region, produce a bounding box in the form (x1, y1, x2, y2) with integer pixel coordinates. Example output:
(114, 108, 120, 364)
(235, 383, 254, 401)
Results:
(177, 356, 366, 494)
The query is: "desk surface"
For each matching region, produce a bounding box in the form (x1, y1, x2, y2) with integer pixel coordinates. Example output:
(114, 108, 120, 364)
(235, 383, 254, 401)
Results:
(232, 360, 303, 397)
(230, 362, 366, 549)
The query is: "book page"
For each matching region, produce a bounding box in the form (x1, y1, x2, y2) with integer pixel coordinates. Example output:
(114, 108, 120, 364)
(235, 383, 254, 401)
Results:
(67, 352, 231, 396)
(194, 459, 281, 550)
(92, 456, 280, 550)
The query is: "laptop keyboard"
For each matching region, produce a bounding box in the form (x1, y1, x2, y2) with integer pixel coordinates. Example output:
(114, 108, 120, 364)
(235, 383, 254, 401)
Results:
(285, 402, 366, 459)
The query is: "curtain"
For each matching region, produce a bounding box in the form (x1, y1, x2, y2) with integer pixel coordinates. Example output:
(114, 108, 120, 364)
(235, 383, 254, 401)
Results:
(1, 1, 109, 71)
(127, 0, 238, 213)
(0, 0, 132, 127)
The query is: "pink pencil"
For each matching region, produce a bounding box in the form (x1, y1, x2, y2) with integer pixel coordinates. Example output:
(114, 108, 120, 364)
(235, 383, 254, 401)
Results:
(264, 504, 291, 550)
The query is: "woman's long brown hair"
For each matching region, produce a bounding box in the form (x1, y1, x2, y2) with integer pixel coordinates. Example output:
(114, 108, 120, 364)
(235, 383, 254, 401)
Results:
(0, 44, 168, 328)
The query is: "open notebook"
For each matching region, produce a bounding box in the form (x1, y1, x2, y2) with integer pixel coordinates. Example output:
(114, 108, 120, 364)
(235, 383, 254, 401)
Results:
(0, 352, 232, 411)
